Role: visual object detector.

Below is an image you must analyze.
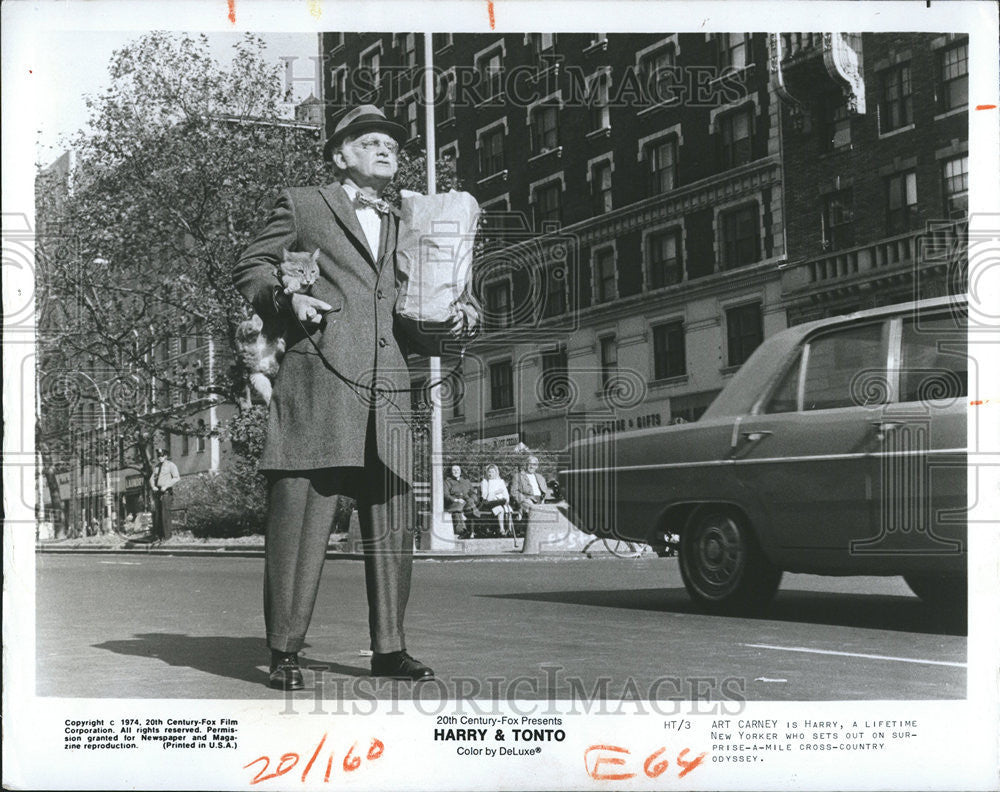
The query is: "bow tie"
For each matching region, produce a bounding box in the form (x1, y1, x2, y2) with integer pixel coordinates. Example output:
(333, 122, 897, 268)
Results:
(354, 192, 391, 215)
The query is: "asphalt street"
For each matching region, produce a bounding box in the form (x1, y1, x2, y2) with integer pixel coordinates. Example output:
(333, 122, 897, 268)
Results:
(35, 553, 966, 701)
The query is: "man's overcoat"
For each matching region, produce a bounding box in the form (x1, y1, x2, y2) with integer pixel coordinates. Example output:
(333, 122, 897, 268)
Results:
(233, 183, 413, 482)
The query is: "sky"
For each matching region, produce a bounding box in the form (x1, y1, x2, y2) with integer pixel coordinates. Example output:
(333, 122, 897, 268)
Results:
(33, 30, 321, 167)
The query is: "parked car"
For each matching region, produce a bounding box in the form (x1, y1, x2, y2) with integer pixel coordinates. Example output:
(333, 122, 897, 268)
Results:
(561, 297, 968, 613)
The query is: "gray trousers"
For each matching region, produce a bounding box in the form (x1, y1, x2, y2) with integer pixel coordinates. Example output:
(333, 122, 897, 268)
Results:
(263, 453, 414, 655)
(153, 490, 173, 540)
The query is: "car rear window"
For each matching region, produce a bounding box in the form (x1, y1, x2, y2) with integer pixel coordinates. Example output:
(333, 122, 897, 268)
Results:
(802, 322, 886, 410)
(898, 315, 967, 402)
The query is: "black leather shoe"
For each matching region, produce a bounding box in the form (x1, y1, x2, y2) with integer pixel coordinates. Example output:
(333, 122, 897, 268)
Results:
(269, 651, 304, 690)
(371, 651, 434, 680)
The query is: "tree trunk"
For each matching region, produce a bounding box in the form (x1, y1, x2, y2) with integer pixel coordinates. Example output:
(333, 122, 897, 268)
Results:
(37, 440, 66, 538)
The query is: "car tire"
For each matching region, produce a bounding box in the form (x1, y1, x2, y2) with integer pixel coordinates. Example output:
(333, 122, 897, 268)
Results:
(679, 506, 782, 614)
(903, 573, 967, 612)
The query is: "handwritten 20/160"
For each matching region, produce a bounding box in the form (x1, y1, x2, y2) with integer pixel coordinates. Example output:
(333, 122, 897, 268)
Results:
(243, 733, 384, 785)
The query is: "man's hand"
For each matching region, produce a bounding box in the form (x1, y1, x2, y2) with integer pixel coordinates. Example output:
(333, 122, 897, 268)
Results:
(292, 293, 333, 325)
(450, 301, 480, 338)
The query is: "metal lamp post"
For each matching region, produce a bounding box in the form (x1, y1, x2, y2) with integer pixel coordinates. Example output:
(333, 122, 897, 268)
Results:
(423, 33, 448, 545)
(74, 370, 115, 529)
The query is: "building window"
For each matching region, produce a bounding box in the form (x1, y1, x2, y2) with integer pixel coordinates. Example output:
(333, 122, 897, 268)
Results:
(937, 43, 968, 112)
(360, 48, 381, 91)
(822, 189, 855, 250)
(330, 69, 347, 103)
(405, 100, 418, 140)
(591, 160, 613, 214)
(410, 379, 426, 412)
(181, 431, 190, 456)
(478, 126, 505, 175)
(820, 93, 851, 151)
(450, 377, 464, 418)
(400, 33, 417, 68)
(534, 181, 562, 227)
(719, 203, 761, 269)
(438, 73, 455, 121)
(653, 321, 686, 380)
(647, 228, 682, 289)
(478, 48, 504, 99)
(433, 33, 453, 52)
(530, 33, 556, 63)
(600, 336, 618, 387)
(485, 280, 512, 328)
(879, 64, 913, 133)
(540, 346, 568, 405)
(647, 136, 678, 194)
(196, 419, 207, 453)
(543, 264, 567, 317)
(489, 359, 514, 410)
(942, 156, 968, 217)
(590, 72, 610, 130)
(719, 108, 753, 169)
(594, 247, 616, 303)
(439, 142, 458, 164)
(531, 105, 559, 154)
(719, 33, 751, 70)
(726, 302, 763, 367)
(639, 44, 675, 101)
(886, 171, 918, 234)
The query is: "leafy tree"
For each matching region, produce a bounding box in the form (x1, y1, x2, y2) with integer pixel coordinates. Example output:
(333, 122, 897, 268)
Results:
(36, 32, 330, 524)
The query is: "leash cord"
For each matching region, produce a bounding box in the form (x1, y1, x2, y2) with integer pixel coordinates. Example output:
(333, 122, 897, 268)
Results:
(292, 312, 467, 395)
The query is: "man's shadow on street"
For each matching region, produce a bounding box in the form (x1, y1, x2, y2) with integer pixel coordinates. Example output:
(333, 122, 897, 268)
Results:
(92, 634, 370, 688)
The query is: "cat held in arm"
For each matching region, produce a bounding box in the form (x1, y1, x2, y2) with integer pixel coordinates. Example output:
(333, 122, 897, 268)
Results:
(235, 248, 320, 404)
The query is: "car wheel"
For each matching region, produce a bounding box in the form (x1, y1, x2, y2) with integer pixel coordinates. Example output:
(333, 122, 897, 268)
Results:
(903, 573, 967, 611)
(679, 506, 782, 614)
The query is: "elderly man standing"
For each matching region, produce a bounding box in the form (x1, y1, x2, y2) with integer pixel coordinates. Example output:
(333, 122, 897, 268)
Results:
(233, 105, 436, 689)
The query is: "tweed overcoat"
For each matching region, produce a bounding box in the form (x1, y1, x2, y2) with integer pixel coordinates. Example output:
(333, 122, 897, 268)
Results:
(233, 182, 414, 482)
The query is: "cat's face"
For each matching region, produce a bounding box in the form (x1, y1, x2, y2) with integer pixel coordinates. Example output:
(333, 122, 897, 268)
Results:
(279, 249, 320, 288)
(281, 248, 319, 271)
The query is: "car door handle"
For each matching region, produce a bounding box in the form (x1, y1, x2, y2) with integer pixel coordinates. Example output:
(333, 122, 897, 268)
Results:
(741, 430, 773, 442)
(870, 421, 905, 432)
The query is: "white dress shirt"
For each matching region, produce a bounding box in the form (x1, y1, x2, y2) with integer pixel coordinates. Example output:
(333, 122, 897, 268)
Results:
(341, 182, 383, 260)
(526, 472, 542, 497)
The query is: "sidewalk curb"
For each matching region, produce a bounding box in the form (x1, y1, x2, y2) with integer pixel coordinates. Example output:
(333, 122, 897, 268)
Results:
(33, 544, 599, 561)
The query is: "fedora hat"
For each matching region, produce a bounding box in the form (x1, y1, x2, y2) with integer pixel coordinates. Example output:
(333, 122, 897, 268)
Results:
(323, 105, 407, 161)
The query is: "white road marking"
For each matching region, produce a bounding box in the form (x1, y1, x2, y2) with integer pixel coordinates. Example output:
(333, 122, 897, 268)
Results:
(98, 561, 141, 565)
(743, 643, 965, 668)
(754, 677, 788, 682)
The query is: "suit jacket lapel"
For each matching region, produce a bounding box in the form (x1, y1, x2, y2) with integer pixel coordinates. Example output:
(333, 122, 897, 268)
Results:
(318, 183, 377, 270)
